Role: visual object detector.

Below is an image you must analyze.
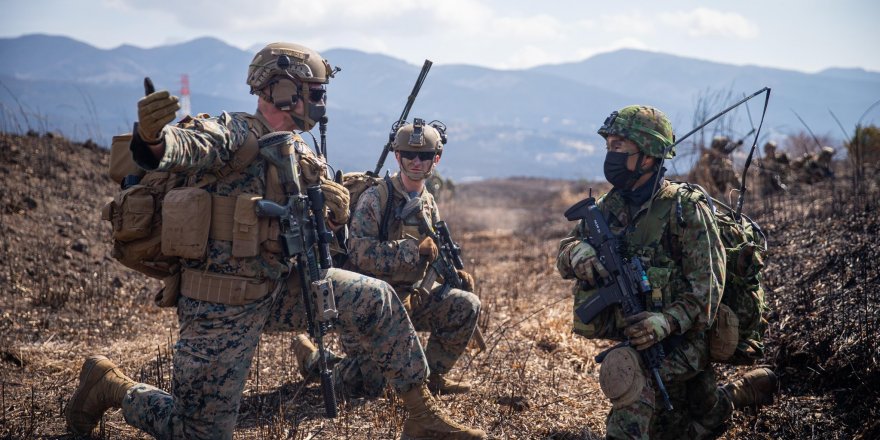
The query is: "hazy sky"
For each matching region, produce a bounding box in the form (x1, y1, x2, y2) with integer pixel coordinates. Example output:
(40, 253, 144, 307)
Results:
(2, 0, 878, 73)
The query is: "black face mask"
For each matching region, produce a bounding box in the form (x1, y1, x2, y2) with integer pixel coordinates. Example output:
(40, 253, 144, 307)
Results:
(604, 151, 641, 189)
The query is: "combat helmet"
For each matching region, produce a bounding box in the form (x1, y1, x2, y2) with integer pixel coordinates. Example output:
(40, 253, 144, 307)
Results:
(711, 135, 731, 151)
(247, 42, 336, 131)
(393, 118, 447, 180)
(819, 146, 836, 158)
(598, 105, 675, 159)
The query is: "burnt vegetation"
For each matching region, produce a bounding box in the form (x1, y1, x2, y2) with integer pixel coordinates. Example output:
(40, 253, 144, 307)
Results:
(0, 130, 878, 439)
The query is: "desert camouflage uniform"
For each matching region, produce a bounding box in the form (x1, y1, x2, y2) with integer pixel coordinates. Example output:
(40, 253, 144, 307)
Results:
(338, 172, 480, 397)
(557, 180, 733, 440)
(123, 112, 428, 439)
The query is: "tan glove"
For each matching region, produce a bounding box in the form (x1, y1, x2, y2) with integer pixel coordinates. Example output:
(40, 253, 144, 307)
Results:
(321, 179, 350, 225)
(569, 241, 609, 287)
(456, 269, 475, 292)
(300, 152, 327, 185)
(418, 236, 438, 261)
(137, 90, 180, 144)
(623, 312, 674, 351)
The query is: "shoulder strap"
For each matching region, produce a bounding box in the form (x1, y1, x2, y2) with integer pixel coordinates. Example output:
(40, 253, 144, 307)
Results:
(628, 183, 681, 246)
(378, 175, 394, 241)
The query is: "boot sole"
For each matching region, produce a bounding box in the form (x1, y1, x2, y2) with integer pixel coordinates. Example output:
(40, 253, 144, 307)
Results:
(65, 355, 112, 435)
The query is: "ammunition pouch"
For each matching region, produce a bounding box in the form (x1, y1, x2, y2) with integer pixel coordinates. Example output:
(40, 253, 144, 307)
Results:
(161, 187, 212, 260)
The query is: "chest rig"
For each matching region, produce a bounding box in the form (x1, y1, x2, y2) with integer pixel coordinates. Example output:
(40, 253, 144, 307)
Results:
(596, 181, 693, 313)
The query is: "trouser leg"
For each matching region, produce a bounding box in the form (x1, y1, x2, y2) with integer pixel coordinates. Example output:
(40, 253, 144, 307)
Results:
(265, 268, 428, 395)
(412, 287, 480, 375)
(123, 294, 272, 439)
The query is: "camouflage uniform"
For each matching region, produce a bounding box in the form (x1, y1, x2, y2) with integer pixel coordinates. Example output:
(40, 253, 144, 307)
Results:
(557, 180, 733, 439)
(759, 142, 790, 195)
(799, 147, 836, 183)
(688, 137, 740, 198)
(557, 105, 736, 439)
(122, 112, 428, 439)
(339, 172, 480, 397)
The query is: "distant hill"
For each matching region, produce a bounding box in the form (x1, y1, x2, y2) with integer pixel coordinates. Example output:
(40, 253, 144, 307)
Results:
(2, 34, 879, 180)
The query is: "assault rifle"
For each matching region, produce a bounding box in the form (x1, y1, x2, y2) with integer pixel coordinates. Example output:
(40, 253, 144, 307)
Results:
(256, 132, 338, 418)
(564, 196, 673, 411)
(369, 59, 433, 177)
(415, 214, 487, 351)
(721, 128, 757, 154)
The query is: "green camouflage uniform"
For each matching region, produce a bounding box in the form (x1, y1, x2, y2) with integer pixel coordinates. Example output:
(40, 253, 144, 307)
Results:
(122, 112, 428, 439)
(339, 172, 480, 397)
(557, 180, 735, 440)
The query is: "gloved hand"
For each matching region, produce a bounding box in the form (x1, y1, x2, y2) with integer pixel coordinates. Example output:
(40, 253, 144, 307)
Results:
(418, 236, 438, 261)
(456, 269, 475, 292)
(623, 312, 674, 351)
(570, 241, 609, 287)
(321, 179, 350, 225)
(137, 90, 180, 144)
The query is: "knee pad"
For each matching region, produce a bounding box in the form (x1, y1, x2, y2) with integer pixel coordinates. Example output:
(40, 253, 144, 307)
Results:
(599, 346, 646, 409)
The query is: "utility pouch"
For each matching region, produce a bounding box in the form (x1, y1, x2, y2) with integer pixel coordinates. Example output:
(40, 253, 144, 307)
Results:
(180, 269, 271, 305)
(645, 266, 672, 311)
(109, 185, 156, 242)
(109, 133, 145, 185)
(154, 269, 181, 308)
(232, 194, 262, 257)
(708, 303, 740, 361)
(161, 187, 212, 260)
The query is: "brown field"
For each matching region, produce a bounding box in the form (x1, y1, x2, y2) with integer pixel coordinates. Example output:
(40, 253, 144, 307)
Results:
(0, 131, 877, 439)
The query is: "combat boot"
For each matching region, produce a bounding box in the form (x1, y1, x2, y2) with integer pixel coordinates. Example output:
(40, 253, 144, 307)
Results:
(400, 384, 486, 440)
(722, 367, 778, 409)
(65, 355, 137, 435)
(292, 334, 343, 380)
(427, 372, 472, 395)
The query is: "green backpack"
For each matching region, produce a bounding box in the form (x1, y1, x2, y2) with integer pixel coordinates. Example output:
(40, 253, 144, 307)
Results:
(667, 183, 769, 365)
(709, 194, 769, 365)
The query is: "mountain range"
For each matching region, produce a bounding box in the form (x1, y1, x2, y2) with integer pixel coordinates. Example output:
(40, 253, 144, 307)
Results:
(2, 34, 878, 180)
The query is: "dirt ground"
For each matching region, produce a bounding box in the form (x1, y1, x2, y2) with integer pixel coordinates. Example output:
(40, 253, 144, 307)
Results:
(0, 131, 877, 439)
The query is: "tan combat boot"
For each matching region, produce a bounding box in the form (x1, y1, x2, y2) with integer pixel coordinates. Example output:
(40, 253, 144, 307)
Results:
(65, 355, 137, 435)
(400, 384, 486, 440)
(427, 372, 472, 395)
(722, 367, 778, 409)
(292, 334, 342, 380)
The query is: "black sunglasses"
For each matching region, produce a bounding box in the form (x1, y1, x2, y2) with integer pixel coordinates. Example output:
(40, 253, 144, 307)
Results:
(308, 88, 326, 103)
(399, 150, 436, 161)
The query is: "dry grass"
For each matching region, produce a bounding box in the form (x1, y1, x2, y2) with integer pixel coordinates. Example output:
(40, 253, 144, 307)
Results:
(1, 132, 878, 439)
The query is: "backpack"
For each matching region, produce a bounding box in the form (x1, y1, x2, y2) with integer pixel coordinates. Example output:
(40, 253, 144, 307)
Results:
(707, 194, 769, 365)
(666, 183, 769, 365)
(340, 172, 395, 244)
(102, 114, 269, 304)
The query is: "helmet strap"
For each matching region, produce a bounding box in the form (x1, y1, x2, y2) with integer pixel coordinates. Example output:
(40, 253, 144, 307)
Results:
(400, 159, 434, 181)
